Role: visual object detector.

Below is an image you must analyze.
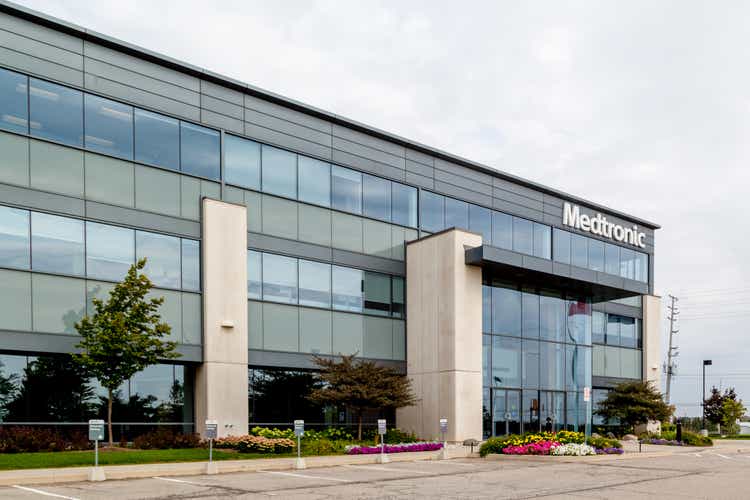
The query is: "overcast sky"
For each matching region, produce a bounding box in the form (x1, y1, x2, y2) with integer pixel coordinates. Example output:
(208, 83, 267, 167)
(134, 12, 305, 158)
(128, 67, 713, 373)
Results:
(18, 0, 750, 416)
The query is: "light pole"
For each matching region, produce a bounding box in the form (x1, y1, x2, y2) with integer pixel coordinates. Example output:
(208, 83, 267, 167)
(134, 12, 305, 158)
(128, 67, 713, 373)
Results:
(702, 360, 712, 432)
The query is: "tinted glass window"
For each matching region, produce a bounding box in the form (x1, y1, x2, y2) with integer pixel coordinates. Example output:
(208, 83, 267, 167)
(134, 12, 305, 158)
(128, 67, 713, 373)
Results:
(539, 294, 565, 342)
(635, 252, 649, 283)
(247, 250, 262, 299)
(391, 183, 417, 228)
(482, 285, 492, 333)
(566, 299, 591, 345)
(364, 272, 391, 316)
(512, 217, 533, 255)
(620, 316, 636, 348)
(445, 197, 468, 230)
(298, 156, 330, 207)
(262, 253, 298, 304)
(29, 78, 83, 147)
(552, 229, 571, 264)
(85, 222, 134, 282)
(362, 175, 391, 222)
(31, 212, 84, 276)
(571, 234, 588, 268)
(332, 265, 363, 312)
(225, 135, 261, 190)
(606, 314, 620, 345)
(620, 247, 635, 280)
(522, 291, 539, 338)
(592, 311, 606, 344)
(262, 145, 297, 198)
(492, 211, 512, 249)
(523, 340, 540, 388)
(136, 231, 180, 289)
(392, 276, 405, 318)
(492, 337, 522, 388)
(566, 344, 591, 391)
(533, 223, 551, 259)
(181, 239, 200, 291)
(588, 239, 605, 272)
(0, 205, 29, 269)
(84, 94, 133, 160)
(298, 259, 331, 308)
(420, 191, 444, 232)
(0, 68, 28, 134)
(539, 341, 565, 390)
(492, 287, 521, 336)
(331, 166, 362, 214)
(180, 122, 220, 180)
(469, 204, 492, 243)
(134, 109, 179, 171)
(604, 243, 620, 275)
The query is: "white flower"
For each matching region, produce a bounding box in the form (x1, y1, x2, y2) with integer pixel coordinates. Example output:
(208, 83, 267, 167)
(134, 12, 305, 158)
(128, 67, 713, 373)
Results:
(550, 443, 596, 456)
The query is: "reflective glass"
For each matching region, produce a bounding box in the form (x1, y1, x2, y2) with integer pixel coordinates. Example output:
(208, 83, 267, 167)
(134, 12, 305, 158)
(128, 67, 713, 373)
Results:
(134, 109, 179, 170)
(445, 197, 468, 230)
(469, 204, 492, 243)
(483, 335, 492, 387)
(332, 266, 363, 312)
(362, 174, 391, 222)
(635, 252, 649, 283)
(0, 206, 30, 269)
(606, 314, 620, 345)
(31, 212, 84, 276)
(532, 223, 551, 259)
(298, 156, 331, 207)
(0, 68, 28, 133)
(262, 145, 297, 198)
(512, 217, 533, 255)
(364, 272, 391, 316)
(331, 166, 362, 214)
(552, 229, 571, 264)
(181, 239, 200, 291)
(247, 250, 262, 299)
(298, 259, 331, 308)
(604, 243, 620, 275)
(29, 78, 83, 146)
(620, 247, 635, 280)
(539, 294, 565, 342)
(225, 135, 261, 190)
(135, 231, 180, 289)
(539, 341, 565, 390)
(571, 234, 588, 268)
(619, 316, 636, 348)
(391, 182, 417, 228)
(492, 286, 521, 336)
(522, 292, 539, 338)
(565, 299, 591, 345)
(592, 311, 606, 344)
(83, 94, 133, 160)
(262, 253, 298, 304)
(419, 191, 444, 232)
(492, 211, 512, 249)
(588, 239, 605, 272)
(482, 285, 492, 333)
(180, 122, 220, 180)
(392, 276, 405, 318)
(522, 340, 540, 388)
(492, 337, 522, 388)
(85, 222, 134, 281)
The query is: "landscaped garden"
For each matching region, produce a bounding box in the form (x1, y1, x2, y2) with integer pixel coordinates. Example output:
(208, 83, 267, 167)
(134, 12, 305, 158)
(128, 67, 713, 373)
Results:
(478, 430, 623, 457)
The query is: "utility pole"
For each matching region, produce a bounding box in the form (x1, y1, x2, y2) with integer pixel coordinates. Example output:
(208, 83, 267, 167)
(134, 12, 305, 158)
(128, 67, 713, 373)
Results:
(665, 295, 679, 404)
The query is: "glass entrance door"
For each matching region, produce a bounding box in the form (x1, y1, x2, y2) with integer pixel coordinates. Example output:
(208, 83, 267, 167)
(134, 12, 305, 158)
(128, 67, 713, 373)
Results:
(539, 391, 565, 432)
(492, 389, 521, 436)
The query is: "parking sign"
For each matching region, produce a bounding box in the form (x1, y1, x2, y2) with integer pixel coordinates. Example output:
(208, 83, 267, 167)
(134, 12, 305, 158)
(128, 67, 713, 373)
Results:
(294, 419, 304, 437)
(88, 419, 105, 441)
(377, 419, 386, 435)
(205, 420, 218, 440)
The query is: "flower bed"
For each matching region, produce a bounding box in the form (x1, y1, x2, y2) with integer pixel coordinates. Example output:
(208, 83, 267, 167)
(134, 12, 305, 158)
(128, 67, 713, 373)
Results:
(644, 438, 683, 446)
(214, 435, 295, 453)
(550, 443, 596, 456)
(502, 441, 560, 455)
(345, 442, 443, 455)
(596, 447, 625, 455)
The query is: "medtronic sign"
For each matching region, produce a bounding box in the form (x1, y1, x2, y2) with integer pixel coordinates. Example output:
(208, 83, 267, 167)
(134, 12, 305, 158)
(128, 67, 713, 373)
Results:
(563, 202, 646, 248)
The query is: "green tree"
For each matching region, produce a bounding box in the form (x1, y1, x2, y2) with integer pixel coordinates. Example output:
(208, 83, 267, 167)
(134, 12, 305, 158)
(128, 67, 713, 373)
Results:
(703, 386, 725, 428)
(74, 259, 180, 446)
(595, 381, 673, 431)
(720, 398, 745, 435)
(308, 354, 418, 440)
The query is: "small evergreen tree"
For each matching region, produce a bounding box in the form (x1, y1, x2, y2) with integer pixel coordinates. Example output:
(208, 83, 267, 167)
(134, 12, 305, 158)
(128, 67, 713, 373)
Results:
(704, 387, 745, 434)
(595, 381, 673, 431)
(308, 354, 418, 440)
(74, 259, 180, 446)
(703, 386, 725, 428)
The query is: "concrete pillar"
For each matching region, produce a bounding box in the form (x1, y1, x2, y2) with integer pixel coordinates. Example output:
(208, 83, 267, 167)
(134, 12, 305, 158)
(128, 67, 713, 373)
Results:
(195, 198, 248, 438)
(396, 229, 483, 442)
(642, 294, 662, 389)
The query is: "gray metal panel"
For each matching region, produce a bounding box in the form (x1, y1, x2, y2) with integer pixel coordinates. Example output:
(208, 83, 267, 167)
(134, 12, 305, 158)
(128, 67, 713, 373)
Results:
(246, 108, 331, 147)
(201, 79, 243, 106)
(0, 47, 82, 86)
(492, 198, 545, 221)
(0, 182, 84, 216)
(200, 93, 243, 120)
(592, 302, 643, 319)
(434, 158, 493, 186)
(433, 168, 493, 197)
(433, 180, 493, 207)
(405, 159, 434, 178)
(622, 279, 649, 295)
(332, 136, 405, 170)
(0, 27, 82, 69)
(492, 187, 544, 212)
(244, 94, 332, 134)
(248, 348, 405, 372)
(480, 246, 524, 267)
(332, 149, 406, 182)
(405, 172, 434, 190)
(521, 255, 553, 274)
(494, 177, 544, 202)
(332, 124, 405, 158)
(248, 232, 333, 262)
(84, 73, 200, 121)
(0, 10, 82, 53)
(570, 266, 598, 283)
(596, 272, 624, 289)
(405, 148, 434, 167)
(201, 108, 243, 134)
(552, 262, 572, 278)
(85, 200, 201, 238)
(332, 249, 405, 276)
(244, 122, 332, 160)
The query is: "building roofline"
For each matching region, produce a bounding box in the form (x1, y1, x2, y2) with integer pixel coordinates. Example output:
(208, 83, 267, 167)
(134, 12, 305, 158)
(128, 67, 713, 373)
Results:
(0, 0, 660, 229)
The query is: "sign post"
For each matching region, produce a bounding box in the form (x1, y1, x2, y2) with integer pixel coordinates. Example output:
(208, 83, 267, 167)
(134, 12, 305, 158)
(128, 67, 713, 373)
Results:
(583, 387, 591, 446)
(205, 420, 218, 474)
(377, 419, 388, 463)
(87, 419, 105, 482)
(439, 417, 449, 460)
(294, 420, 305, 469)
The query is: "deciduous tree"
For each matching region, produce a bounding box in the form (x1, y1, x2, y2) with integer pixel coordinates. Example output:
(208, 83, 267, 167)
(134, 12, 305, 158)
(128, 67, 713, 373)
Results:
(595, 381, 673, 431)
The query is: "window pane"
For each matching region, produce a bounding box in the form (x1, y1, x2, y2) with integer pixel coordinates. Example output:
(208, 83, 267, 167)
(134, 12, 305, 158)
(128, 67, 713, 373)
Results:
(225, 135, 261, 190)
(180, 122, 220, 180)
(420, 191, 444, 232)
(181, 239, 200, 291)
(522, 291, 539, 338)
(247, 250, 262, 299)
(539, 341, 565, 390)
(592, 311, 606, 344)
(332, 266, 363, 312)
(445, 197, 468, 230)
(86, 222, 134, 281)
(620, 316, 636, 348)
(571, 234, 588, 268)
(588, 239, 605, 272)
(512, 217, 533, 255)
(539, 294, 565, 342)
(483, 335, 492, 387)
(469, 204, 492, 243)
(635, 252, 649, 283)
(83, 94, 133, 160)
(298, 156, 330, 207)
(523, 340, 540, 388)
(606, 314, 620, 345)
(364, 272, 391, 316)
(392, 182, 417, 227)
(553, 229, 571, 264)
(605, 243, 620, 275)
(620, 247, 635, 280)
(492, 286, 521, 336)
(331, 166, 362, 214)
(29, 78, 83, 147)
(533, 223, 551, 259)
(0, 206, 30, 269)
(31, 212, 84, 276)
(482, 285, 492, 333)
(392, 276, 405, 318)
(299, 260, 331, 308)
(261, 145, 297, 198)
(566, 344, 591, 391)
(492, 337, 522, 388)
(0, 68, 28, 133)
(566, 299, 591, 345)
(136, 231, 180, 288)
(362, 174, 391, 222)
(492, 211, 512, 249)
(262, 253, 298, 304)
(134, 109, 179, 170)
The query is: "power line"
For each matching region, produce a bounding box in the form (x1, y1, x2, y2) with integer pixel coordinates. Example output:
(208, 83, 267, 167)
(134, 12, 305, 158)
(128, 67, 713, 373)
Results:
(665, 294, 679, 405)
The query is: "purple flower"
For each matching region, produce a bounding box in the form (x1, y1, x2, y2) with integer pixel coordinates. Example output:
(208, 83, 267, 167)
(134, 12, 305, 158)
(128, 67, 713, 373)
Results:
(346, 442, 444, 455)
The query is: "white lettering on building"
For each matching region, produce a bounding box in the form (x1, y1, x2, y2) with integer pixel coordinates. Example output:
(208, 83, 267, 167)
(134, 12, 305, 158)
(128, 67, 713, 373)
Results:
(563, 202, 646, 248)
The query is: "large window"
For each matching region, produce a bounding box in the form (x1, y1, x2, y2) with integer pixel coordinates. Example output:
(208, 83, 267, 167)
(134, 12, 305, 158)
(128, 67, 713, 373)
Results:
(299, 260, 331, 308)
(491, 286, 521, 336)
(492, 337, 522, 388)
(29, 78, 83, 147)
(533, 223, 551, 259)
(247, 250, 262, 300)
(136, 231, 181, 289)
(363, 174, 391, 221)
(420, 191, 444, 232)
(331, 166, 362, 214)
(298, 156, 331, 207)
(492, 212, 513, 250)
(134, 108, 180, 171)
(512, 217, 533, 255)
(180, 122, 220, 180)
(181, 239, 201, 292)
(31, 212, 84, 276)
(262, 145, 297, 198)
(552, 229, 570, 264)
(470, 205, 492, 243)
(225, 134, 261, 190)
(0, 206, 29, 270)
(0, 68, 28, 134)
(332, 265, 363, 312)
(445, 197, 468, 230)
(86, 222, 134, 282)
(391, 183, 417, 228)
(364, 271, 391, 316)
(84, 94, 133, 160)
(262, 253, 298, 304)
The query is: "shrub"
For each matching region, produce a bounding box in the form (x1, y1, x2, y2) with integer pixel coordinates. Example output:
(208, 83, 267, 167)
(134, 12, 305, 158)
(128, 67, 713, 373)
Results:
(588, 436, 622, 450)
(221, 435, 295, 454)
(132, 428, 202, 449)
(661, 430, 713, 447)
(384, 427, 418, 444)
(0, 427, 90, 453)
(301, 437, 348, 455)
(346, 442, 443, 454)
(249, 426, 294, 440)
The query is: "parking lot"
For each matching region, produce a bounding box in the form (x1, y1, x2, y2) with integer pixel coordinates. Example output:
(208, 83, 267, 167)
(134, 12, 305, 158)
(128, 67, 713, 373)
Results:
(3, 446, 750, 499)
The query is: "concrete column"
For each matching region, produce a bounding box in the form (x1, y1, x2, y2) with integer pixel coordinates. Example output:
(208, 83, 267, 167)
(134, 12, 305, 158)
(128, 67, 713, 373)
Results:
(642, 294, 662, 389)
(396, 229, 483, 442)
(195, 198, 248, 438)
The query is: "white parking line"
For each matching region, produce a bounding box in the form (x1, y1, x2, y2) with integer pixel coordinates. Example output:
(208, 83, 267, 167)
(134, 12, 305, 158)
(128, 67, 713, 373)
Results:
(11, 485, 80, 500)
(693, 453, 703, 457)
(153, 476, 207, 486)
(342, 464, 431, 474)
(260, 470, 352, 482)
(422, 460, 476, 467)
(716, 454, 734, 460)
